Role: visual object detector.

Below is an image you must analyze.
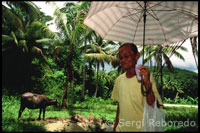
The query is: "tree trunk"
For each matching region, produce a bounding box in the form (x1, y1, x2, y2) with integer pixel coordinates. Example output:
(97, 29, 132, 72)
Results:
(62, 68, 69, 108)
(81, 29, 89, 101)
(70, 63, 75, 105)
(81, 56, 86, 101)
(160, 47, 164, 101)
(94, 62, 99, 97)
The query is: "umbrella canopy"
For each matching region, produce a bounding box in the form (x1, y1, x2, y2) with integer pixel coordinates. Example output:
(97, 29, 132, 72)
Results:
(83, 1, 198, 98)
(83, 1, 198, 46)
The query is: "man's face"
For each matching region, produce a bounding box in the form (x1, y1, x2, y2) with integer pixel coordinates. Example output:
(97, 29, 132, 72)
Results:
(119, 45, 140, 71)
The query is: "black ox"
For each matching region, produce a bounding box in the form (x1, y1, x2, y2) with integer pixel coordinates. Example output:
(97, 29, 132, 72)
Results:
(18, 92, 59, 120)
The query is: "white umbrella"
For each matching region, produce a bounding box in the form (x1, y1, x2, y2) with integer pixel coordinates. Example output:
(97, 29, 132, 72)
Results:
(84, 1, 197, 46)
(83, 1, 198, 96)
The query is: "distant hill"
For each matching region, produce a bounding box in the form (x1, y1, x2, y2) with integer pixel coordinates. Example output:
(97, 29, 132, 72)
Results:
(163, 66, 197, 75)
(151, 66, 198, 99)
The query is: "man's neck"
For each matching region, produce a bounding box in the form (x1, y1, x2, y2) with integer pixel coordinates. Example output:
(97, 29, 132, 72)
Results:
(126, 67, 136, 78)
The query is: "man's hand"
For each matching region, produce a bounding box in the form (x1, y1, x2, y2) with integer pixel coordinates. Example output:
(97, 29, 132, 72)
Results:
(139, 66, 155, 105)
(139, 65, 151, 85)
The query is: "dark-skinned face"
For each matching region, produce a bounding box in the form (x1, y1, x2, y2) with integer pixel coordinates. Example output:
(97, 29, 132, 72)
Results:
(119, 45, 140, 71)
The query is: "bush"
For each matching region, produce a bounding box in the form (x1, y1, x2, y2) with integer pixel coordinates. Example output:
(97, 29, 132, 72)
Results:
(163, 96, 198, 105)
(163, 106, 198, 131)
(74, 96, 117, 109)
(31, 57, 66, 105)
(152, 67, 198, 100)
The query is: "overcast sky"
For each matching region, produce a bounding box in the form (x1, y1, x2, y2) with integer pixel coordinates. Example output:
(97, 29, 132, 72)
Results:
(34, 2, 198, 73)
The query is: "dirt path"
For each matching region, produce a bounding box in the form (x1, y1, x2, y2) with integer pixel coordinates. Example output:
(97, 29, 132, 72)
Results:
(33, 117, 113, 132)
(32, 104, 197, 132)
(163, 104, 198, 108)
(44, 119, 69, 131)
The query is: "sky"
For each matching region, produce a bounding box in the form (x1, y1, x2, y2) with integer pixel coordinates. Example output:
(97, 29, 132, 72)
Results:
(34, 2, 198, 73)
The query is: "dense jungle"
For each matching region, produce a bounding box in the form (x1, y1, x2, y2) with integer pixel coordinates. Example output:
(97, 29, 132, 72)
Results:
(2, 1, 198, 132)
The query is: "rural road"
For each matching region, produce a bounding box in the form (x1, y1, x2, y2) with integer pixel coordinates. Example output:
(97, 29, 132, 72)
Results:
(43, 104, 198, 132)
(163, 104, 198, 108)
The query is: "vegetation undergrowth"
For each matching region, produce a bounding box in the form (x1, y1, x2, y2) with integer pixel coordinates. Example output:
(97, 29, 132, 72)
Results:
(2, 94, 198, 132)
(2, 1, 198, 132)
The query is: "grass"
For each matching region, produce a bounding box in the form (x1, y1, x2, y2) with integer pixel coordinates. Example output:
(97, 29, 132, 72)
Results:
(2, 95, 69, 132)
(2, 95, 198, 132)
(163, 97, 198, 105)
(163, 106, 198, 132)
(3, 118, 46, 132)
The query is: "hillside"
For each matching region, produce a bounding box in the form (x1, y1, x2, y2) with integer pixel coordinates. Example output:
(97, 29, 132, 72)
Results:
(151, 66, 198, 99)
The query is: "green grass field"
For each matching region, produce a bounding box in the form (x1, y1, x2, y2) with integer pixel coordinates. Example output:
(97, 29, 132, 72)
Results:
(2, 95, 198, 132)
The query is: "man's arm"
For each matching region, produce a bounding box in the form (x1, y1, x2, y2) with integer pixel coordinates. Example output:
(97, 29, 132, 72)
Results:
(139, 66, 155, 106)
(113, 103, 119, 132)
(145, 81, 155, 106)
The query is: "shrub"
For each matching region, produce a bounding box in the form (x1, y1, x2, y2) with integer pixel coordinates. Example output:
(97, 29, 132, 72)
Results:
(163, 106, 198, 131)
(163, 97, 198, 105)
(152, 67, 198, 100)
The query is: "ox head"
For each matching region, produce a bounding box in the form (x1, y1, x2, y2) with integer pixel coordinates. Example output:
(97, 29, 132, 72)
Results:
(51, 99, 59, 107)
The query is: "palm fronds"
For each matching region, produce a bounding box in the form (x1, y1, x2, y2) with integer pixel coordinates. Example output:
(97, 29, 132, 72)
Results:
(5, 1, 40, 23)
(2, 5, 24, 31)
(190, 37, 198, 69)
(26, 21, 58, 39)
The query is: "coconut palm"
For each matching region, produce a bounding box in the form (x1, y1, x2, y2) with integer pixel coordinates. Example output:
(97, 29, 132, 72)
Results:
(2, 2, 57, 90)
(139, 42, 188, 99)
(49, 1, 91, 108)
(140, 42, 188, 73)
(190, 37, 198, 69)
(84, 36, 119, 97)
(80, 28, 99, 101)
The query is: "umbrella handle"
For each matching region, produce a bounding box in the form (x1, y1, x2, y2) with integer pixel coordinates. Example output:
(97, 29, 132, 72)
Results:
(141, 1, 148, 96)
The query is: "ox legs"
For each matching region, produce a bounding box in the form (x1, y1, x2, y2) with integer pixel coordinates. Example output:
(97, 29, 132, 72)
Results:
(43, 108, 46, 120)
(18, 106, 25, 120)
(38, 108, 42, 120)
(38, 108, 46, 120)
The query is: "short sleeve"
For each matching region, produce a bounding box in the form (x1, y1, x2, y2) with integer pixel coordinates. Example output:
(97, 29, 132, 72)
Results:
(150, 74, 163, 106)
(111, 77, 120, 102)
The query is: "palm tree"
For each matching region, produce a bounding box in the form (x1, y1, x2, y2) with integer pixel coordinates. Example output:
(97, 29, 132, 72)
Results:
(140, 42, 187, 73)
(80, 28, 97, 101)
(140, 41, 188, 99)
(84, 37, 119, 97)
(190, 37, 198, 69)
(49, 1, 90, 108)
(2, 2, 57, 90)
(64, 1, 93, 102)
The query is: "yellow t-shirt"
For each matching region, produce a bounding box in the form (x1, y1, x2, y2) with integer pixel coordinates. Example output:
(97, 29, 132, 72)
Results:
(111, 72, 162, 132)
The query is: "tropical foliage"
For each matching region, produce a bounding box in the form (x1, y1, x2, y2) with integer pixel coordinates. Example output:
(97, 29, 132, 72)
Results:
(2, 1, 57, 91)
(152, 67, 198, 100)
(2, 1, 198, 108)
(2, 92, 198, 132)
(2, 2, 198, 132)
